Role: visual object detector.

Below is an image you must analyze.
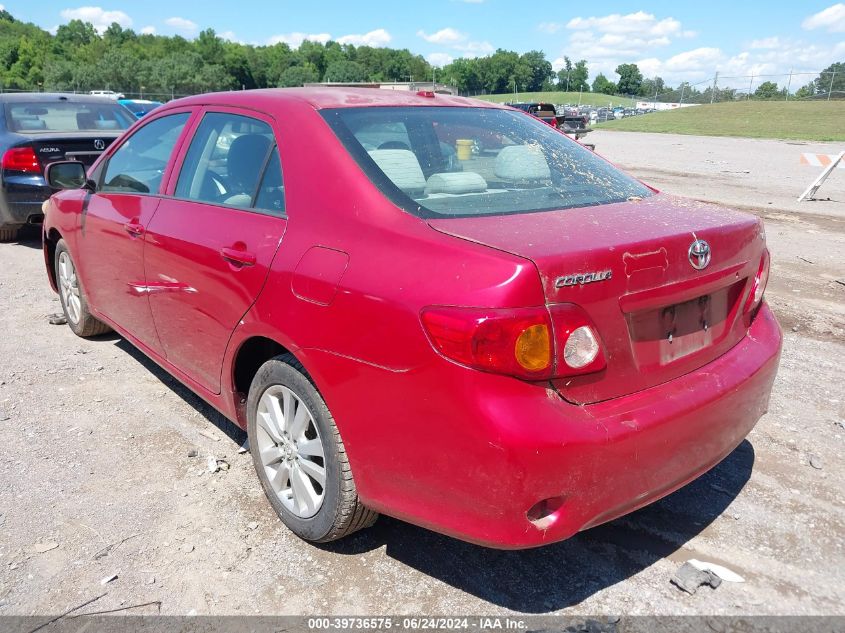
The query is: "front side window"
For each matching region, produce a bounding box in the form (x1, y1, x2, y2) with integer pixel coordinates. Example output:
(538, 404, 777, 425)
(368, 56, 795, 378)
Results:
(322, 106, 652, 218)
(101, 112, 190, 194)
(175, 112, 284, 214)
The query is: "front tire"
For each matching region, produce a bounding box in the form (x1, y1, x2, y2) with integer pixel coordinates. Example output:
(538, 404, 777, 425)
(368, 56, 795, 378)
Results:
(54, 239, 111, 337)
(247, 354, 377, 542)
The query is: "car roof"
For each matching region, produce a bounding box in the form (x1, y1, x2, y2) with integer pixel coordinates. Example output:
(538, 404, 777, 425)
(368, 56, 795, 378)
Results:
(166, 87, 509, 112)
(0, 92, 123, 104)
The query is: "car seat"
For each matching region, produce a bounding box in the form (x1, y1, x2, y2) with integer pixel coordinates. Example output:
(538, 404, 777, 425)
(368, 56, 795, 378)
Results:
(223, 134, 273, 206)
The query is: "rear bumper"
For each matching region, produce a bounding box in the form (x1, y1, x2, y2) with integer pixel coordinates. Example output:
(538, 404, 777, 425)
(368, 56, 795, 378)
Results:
(333, 303, 781, 548)
(1, 175, 51, 228)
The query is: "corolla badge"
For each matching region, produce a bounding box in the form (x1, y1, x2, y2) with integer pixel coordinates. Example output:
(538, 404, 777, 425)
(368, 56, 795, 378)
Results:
(93, 139, 106, 150)
(555, 270, 612, 288)
(688, 239, 711, 270)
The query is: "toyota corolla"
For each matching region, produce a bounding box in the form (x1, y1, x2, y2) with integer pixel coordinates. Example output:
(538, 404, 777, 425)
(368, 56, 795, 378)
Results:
(41, 88, 781, 548)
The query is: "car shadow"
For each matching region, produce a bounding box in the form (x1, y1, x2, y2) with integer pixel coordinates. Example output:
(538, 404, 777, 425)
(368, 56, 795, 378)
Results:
(113, 338, 246, 446)
(12, 225, 43, 249)
(110, 335, 752, 613)
(321, 440, 755, 613)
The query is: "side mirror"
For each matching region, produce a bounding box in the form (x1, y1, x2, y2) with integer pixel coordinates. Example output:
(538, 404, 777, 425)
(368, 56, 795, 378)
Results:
(44, 161, 91, 190)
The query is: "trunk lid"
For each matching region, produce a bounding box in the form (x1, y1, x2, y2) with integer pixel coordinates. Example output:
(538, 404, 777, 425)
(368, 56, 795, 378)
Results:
(427, 194, 765, 404)
(27, 133, 121, 169)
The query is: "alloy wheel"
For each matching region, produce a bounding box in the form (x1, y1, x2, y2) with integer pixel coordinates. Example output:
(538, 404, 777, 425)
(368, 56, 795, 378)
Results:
(255, 385, 326, 518)
(58, 251, 81, 325)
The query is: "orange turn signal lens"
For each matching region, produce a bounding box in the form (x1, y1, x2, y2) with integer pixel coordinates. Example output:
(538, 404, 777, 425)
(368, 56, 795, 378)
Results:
(514, 324, 551, 371)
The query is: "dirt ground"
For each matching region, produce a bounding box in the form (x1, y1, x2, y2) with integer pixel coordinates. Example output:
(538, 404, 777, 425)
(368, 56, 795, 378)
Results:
(0, 131, 843, 618)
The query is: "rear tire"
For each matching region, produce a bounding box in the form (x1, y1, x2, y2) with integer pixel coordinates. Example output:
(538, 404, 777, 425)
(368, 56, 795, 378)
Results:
(0, 227, 19, 243)
(247, 354, 377, 542)
(54, 239, 111, 338)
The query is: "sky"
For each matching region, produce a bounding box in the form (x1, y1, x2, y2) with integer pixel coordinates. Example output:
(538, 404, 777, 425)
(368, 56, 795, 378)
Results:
(5, 1, 845, 88)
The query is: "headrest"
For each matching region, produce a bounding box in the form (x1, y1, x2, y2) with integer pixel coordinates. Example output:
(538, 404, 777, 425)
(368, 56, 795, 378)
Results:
(425, 172, 487, 195)
(15, 118, 47, 131)
(367, 149, 426, 192)
(494, 144, 551, 181)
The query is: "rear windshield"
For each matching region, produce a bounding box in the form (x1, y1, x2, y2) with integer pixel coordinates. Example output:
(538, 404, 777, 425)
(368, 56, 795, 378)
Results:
(322, 106, 652, 218)
(6, 101, 135, 133)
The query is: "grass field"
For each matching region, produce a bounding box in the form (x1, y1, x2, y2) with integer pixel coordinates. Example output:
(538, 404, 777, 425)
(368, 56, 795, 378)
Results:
(595, 101, 845, 142)
(474, 91, 635, 108)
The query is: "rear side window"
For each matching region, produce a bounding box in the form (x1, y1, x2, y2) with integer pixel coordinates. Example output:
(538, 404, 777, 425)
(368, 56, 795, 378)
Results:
(101, 113, 190, 194)
(6, 101, 134, 132)
(175, 112, 284, 215)
(322, 106, 652, 218)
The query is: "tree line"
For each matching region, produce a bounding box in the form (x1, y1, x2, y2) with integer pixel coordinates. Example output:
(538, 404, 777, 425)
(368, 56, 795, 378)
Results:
(0, 9, 841, 101)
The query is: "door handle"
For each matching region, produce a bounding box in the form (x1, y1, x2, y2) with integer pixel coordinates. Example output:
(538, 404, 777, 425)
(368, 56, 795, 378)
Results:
(124, 222, 144, 237)
(220, 247, 256, 267)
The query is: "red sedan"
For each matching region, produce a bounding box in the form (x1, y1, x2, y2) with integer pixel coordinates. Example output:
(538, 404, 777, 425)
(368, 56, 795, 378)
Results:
(41, 88, 781, 548)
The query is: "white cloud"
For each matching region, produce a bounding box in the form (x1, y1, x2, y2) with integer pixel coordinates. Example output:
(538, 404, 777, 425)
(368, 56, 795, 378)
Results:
(220, 30, 238, 42)
(454, 40, 494, 55)
(164, 16, 198, 35)
(567, 11, 683, 37)
(554, 10, 711, 81)
(59, 6, 132, 33)
(427, 52, 454, 67)
(802, 3, 845, 33)
(538, 22, 563, 34)
(268, 32, 332, 47)
(416, 27, 491, 57)
(417, 27, 466, 44)
(557, 10, 695, 78)
(749, 36, 781, 49)
(631, 39, 845, 89)
(337, 28, 392, 47)
(140, 25, 155, 35)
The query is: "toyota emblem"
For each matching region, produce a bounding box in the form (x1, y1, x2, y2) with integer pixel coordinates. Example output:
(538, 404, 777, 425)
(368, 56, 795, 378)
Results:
(688, 239, 711, 270)
(93, 139, 105, 150)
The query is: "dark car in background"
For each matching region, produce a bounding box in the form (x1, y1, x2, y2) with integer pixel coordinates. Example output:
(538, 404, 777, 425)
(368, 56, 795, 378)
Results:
(508, 102, 592, 146)
(0, 93, 134, 242)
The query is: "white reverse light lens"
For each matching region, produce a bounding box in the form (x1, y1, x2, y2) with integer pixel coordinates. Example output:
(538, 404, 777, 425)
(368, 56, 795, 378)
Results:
(753, 260, 769, 305)
(563, 326, 599, 369)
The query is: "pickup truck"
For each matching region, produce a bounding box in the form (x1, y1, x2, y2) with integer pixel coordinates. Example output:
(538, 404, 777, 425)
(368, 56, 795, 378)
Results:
(508, 102, 593, 148)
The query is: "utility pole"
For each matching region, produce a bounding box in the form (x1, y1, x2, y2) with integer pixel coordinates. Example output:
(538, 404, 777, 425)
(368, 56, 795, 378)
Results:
(578, 85, 582, 105)
(786, 69, 793, 101)
(748, 73, 753, 100)
(710, 72, 719, 104)
(566, 69, 571, 92)
(679, 82, 686, 105)
(829, 71, 837, 101)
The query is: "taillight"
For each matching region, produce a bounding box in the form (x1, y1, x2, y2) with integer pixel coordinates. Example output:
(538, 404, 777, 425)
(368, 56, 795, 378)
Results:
(420, 304, 605, 380)
(548, 303, 607, 377)
(744, 249, 770, 317)
(2, 146, 41, 174)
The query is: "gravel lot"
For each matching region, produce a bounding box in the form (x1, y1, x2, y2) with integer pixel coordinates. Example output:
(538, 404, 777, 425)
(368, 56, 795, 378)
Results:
(0, 131, 843, 618)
